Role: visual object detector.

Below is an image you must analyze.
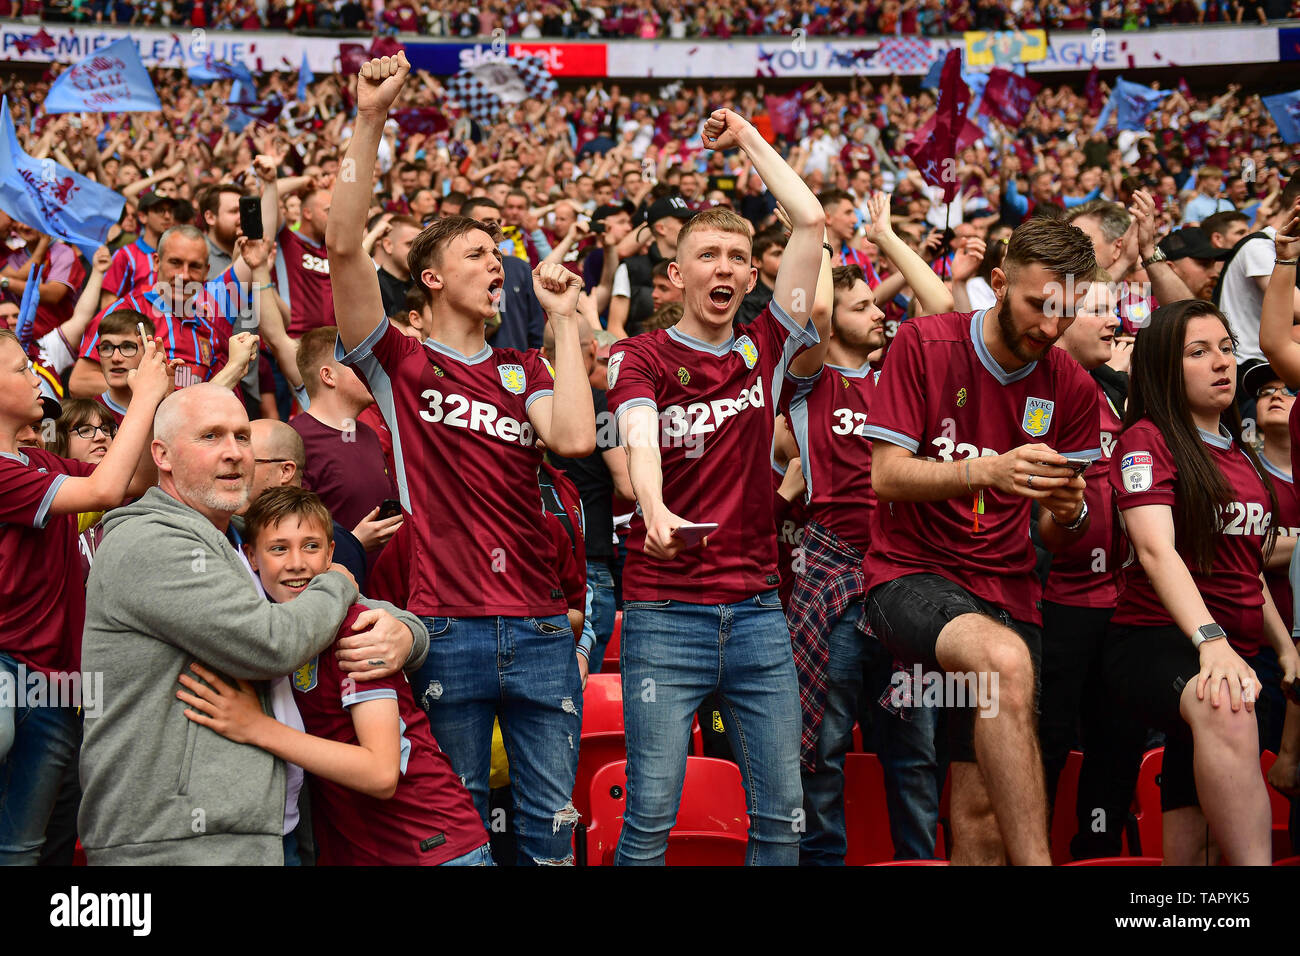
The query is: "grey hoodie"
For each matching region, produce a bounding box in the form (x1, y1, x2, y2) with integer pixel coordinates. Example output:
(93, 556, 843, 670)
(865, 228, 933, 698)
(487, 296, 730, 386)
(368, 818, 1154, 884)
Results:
(79, 487, 427, 865)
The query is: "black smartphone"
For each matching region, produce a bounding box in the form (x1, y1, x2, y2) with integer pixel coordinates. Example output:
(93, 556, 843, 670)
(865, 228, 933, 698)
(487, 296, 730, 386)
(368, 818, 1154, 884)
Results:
(377, 498, 402, 521)
(239, 195, 263, 241)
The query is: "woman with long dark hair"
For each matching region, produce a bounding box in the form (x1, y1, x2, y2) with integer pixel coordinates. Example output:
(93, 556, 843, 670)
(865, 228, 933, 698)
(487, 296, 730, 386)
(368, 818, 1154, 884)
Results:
(1106, 299, 1298, 865)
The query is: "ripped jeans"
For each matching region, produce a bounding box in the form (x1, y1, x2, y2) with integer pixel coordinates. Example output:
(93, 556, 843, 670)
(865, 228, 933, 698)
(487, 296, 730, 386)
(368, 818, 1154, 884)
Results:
(414, 614, 583, 866)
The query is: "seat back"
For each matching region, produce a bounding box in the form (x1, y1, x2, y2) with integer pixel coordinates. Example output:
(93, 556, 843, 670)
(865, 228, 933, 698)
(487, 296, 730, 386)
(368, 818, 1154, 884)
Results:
(1050, 749, 1084, 865)
(586, 758, 750, 866)
(1131, 747, 1164, 858)
(844, 753, 895, 865)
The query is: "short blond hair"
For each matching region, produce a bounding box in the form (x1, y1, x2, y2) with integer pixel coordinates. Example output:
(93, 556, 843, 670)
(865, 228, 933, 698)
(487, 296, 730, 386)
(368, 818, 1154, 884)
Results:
(675, 208, 753, 259)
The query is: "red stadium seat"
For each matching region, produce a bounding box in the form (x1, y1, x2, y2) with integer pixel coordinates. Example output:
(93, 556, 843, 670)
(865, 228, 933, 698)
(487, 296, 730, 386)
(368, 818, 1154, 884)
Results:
(843, 753, 895, 865)
(1050, 750, 1084, 865)
(870, 859, 949, 865)
(844, 753, 948, 864)
(1130, 747, 1164, 858)
(1065, 856, 1164, 866)
(573, 673, 625, 824)
(602, 611, 621, 673)
(585, 758, 750, 866)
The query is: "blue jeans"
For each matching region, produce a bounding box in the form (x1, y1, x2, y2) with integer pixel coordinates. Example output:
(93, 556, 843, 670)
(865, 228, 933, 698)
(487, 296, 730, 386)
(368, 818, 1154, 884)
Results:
(585, 561, 617, 674)
(0, 653, 83, 865)
(865, 643, 943, 860)
(800, 610, 867, 865)
(414, 615, 582, 866)
(440, 843, 497, 866)
(615, 591, 803, 866)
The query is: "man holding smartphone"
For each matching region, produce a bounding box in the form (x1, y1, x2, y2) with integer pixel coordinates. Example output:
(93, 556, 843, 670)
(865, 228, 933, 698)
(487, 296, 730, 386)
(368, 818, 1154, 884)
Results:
(607, 107, 830, 865)
(862, 217, 1100, 866)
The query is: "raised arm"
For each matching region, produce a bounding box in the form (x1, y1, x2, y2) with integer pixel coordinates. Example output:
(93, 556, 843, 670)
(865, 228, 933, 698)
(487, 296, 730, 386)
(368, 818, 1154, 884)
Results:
(1130, 190, 1195, 305)
(50, 337, 173, 516)
(1259, 202, 1300, 386)
(327, 53, 412, 353)
(864, 191, 954, 316)
(525, 264, 597, 457)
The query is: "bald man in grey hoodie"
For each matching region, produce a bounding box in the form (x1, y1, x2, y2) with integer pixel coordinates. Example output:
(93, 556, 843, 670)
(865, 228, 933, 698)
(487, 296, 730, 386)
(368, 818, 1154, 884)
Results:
(80, 384, 427, 865)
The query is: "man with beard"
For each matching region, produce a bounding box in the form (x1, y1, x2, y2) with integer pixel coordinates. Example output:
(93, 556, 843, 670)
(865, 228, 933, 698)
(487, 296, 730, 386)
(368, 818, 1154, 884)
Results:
(78, 384, 427, 864)
(863, 217, 1099, 866)
(783, 192, 954, 865)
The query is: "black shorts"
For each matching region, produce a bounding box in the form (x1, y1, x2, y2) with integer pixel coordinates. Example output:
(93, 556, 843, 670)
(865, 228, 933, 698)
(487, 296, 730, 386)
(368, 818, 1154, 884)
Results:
(1104, 623, 1199, 812)
(866, 573, 1042, 764)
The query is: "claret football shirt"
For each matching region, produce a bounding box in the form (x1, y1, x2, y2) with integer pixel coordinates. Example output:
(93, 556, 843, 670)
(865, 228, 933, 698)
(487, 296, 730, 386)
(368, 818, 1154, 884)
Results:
(606, 301, 819, 603)
(337, 318, 566, 618)
(862, 310, 1100, 625)
(1043, 377, 1124, 608)
(783, 360, 878, 553)
(1110, 419, 1272, 653)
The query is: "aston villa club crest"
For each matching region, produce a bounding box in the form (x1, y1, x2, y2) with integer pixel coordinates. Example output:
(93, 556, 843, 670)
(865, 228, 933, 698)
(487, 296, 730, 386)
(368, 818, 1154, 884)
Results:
(677, 366, 691, 385)
(293, 656, 318, 692)
(1021, 397, 1054, 438)
(733, 335, 758, 369)
(499, 363, 526, 394)
(431, 363, 445, 378)
(607, 352, 624, 388)
(956, 387, 968, 408)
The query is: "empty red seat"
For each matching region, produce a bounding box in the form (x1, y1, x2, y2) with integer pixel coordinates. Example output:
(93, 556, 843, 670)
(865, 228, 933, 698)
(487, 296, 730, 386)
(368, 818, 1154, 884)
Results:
(1130, 747, 1164, 859)
(844, 753, 894, 865)
(586, 757, 750, 866)
(1050, 750, 1084, 865)
(1065, 856, 1163, 866)
(602, 611, 621, 674)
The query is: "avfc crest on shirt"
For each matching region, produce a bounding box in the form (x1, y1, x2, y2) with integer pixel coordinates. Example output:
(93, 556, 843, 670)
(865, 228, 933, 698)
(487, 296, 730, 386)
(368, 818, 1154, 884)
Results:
(733, 335, 758, 370)
(499, 364, 526, 395)
(677, 366, 691, 385)
(607, 352, 624, 389)
(1021, 397, 1054, 438)
(431, 363, 445, 378)
(293, 656, 318, 693)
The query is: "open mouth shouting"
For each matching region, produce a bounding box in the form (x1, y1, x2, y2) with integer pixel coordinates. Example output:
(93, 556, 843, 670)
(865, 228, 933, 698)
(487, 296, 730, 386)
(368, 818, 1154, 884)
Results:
(707, 285, 735, 312)
(488, 276, 504, 307)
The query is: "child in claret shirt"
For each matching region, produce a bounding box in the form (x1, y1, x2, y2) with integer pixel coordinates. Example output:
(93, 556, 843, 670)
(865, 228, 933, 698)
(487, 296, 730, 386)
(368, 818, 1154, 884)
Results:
(177, 486, 491, 866)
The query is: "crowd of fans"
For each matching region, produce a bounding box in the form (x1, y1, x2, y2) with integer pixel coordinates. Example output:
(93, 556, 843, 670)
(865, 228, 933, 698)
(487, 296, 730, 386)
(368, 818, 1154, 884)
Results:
(27, 0, 1300, 36)
(1, 42, 1300, 868)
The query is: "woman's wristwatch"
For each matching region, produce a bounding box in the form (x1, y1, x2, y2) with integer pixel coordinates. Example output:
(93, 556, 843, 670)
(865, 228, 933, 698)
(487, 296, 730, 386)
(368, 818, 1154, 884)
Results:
(1192, 623, 1227, 648)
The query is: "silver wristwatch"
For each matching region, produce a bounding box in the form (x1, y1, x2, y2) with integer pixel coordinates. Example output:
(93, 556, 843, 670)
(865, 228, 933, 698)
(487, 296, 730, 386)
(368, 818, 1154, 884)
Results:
(1141, 247, 1167, 269)
(1192, 623, 1227, 648)
(1053, 498, 1088, 531)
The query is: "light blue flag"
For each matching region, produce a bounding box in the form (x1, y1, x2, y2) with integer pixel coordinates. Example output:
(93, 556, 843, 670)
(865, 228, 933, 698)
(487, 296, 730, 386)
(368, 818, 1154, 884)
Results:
(1114, 77, 1171, 132)
(921, 57, 944, 90)
(0, 97, 124, 256)
(44, 37, 161, 114)
(964, 69, 989, 116)
(297, 50, 314, 102)
(188, 51, 255, 88)
(1263, 90, 1300, 144)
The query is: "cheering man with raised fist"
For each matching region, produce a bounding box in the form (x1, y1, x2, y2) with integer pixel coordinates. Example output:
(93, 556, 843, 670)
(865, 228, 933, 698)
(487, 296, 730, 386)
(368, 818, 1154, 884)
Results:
(328, 52, 596, 866)
(606, 107, 830, 865)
